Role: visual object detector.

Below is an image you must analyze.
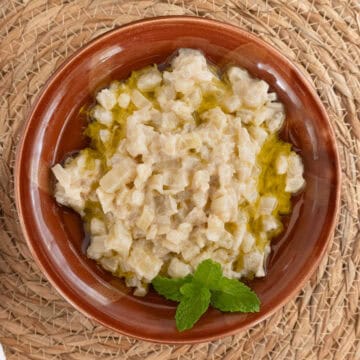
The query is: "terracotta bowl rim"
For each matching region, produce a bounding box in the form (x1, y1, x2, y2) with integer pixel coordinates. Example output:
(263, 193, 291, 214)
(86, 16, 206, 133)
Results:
(14, 16, 341, 344)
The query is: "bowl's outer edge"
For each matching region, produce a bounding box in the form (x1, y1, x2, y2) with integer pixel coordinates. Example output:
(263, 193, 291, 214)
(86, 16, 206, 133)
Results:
(14, 16, 341, 344)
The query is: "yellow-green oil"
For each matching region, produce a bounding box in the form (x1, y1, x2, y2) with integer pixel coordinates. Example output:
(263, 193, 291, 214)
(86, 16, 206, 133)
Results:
(234, 134, 293, 274)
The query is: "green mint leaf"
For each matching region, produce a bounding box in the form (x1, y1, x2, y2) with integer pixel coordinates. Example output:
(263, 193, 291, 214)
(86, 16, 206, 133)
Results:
(193, 259, 222, 290)
(211, 277, 260, 312)
(152, 275, 193, 302)
(180, 282, 198, 297)
(152, 260, 261, 332)
(175, 286, 211, 332)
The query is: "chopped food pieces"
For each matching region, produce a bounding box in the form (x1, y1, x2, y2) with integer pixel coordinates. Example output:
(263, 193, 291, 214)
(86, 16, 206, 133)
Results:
(52, 49, 305, 296)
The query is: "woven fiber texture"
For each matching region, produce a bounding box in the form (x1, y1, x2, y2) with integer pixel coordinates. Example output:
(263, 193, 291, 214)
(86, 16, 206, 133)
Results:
(0, 0, 359, 359)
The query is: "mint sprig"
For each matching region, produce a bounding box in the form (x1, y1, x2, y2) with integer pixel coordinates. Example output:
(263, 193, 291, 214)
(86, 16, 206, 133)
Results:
(152, 259, 261, 331)
(211, 277, 260, 312)
(193, 258, 222, 290)
(152, 274, 193, 302)
(176, 284, 211, 332)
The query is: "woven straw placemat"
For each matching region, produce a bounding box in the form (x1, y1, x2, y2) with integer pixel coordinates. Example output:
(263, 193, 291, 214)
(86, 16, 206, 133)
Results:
(0, 1, 359, 359)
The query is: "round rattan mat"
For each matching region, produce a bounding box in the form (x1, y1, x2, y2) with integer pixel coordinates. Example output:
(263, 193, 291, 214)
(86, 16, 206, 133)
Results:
(0, 1, 359, 359)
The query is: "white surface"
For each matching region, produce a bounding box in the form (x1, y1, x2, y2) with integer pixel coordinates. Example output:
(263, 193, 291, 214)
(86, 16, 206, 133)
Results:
(0, 344, 5, 360)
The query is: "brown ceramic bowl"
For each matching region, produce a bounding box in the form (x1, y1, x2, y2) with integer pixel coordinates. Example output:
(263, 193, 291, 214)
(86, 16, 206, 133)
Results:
(15, 16, 340, 343)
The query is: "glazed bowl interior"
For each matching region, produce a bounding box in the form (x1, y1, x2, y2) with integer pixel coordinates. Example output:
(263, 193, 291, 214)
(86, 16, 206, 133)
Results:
(15, 17, 340, 343)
